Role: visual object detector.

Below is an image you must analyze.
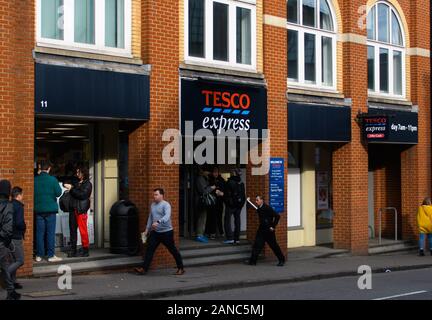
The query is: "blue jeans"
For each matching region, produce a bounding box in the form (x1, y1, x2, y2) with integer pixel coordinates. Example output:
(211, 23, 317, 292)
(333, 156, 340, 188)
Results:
(419, 233, 432, 250)
(36, 213, 57, 258)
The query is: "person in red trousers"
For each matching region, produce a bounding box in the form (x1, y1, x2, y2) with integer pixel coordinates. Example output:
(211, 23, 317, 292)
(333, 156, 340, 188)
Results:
(64, 165, 92, 258)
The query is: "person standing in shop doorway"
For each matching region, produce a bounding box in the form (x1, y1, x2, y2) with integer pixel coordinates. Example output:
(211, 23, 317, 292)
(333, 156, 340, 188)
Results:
(245, 195, 285, 266)
(8, 187, 26, 290)
(205, 167, 226, 239)
(417, 197, 432, 256)
(195, 167, 216, 243)
(34, 160, 63, 263)
(134, 188, 185, 276)
(223, 168, 246, 245)
(64, 165, 92, 258)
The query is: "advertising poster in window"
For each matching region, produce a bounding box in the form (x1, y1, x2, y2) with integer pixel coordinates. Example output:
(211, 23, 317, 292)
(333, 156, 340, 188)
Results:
(317, 171, 329, 210)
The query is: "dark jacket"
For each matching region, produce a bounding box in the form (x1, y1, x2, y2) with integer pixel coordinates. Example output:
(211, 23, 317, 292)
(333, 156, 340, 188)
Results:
(209, 175, 225, 192)
(34, 172, 62, 214)
(209, 175, 225, 207)
(70, 179, 92, 213)
(0, 198, 14, 246)
(12, 199, 26, 240)
(195, 174, 214, 209)
(195, 175, 213, 196)
(223, 176, 246, 209)
(255, 203, 280, 230)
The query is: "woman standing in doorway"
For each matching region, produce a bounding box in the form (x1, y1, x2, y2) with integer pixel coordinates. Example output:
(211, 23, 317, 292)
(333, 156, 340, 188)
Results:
(64, 165, 93, 257)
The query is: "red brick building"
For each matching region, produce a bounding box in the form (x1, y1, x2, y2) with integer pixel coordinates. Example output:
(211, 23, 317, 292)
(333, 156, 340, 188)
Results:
(0, 0, 429, 276)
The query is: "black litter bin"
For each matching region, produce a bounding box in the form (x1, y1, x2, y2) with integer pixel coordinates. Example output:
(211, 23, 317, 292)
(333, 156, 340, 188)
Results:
(110, 200, 140, 255)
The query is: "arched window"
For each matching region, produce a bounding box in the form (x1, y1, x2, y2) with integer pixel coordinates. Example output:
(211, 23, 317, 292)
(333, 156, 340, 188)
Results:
(367, 2, 405, 97)
(287, 0, 337, 89)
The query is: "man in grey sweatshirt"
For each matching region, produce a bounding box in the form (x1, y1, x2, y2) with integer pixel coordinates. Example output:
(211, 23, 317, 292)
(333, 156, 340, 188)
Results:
(134, 188, 185, 276)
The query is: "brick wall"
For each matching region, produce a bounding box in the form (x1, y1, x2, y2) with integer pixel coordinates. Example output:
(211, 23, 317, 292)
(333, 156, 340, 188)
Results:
(331, 0, 430, 253)
(132, 0, 142, 59)
(261, 0, 288, 259)
(128, 0, 180, 270)
(369, 0, 431, 244)
(332, 0, 369, 255)
(0, 0, 35, 276)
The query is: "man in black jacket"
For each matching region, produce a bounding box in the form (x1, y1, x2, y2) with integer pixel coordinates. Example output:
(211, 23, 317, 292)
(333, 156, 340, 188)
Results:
(246, 195, 285, 266)
(223, 168, 246, 244)
(0, 180, 20, 300)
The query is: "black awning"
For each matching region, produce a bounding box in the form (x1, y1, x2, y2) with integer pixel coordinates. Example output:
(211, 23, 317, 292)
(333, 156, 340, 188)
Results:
(35, 63, 150, 121)
(288, 103, 351, 142)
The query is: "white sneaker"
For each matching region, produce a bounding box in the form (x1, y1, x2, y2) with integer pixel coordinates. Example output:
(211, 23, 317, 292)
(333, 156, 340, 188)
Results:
(35, 256, 42, 262)
(48, 255, 63, 263)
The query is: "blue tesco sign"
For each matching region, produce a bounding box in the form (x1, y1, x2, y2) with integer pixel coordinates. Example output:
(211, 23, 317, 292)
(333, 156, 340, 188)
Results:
(269, 158, 285, 214)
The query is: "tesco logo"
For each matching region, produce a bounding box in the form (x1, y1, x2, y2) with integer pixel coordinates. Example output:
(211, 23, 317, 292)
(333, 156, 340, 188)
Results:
(202, 90, 251, 110)
(364, 117, 387, 124)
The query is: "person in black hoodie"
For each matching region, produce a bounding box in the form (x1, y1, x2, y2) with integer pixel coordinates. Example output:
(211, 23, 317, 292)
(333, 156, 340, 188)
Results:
(223, 168, 245, 244)
(0, 180, 20, 300)
(64, 165, 93, 257)
(8, 187, 26, 290)
(245, 195, 285, 266)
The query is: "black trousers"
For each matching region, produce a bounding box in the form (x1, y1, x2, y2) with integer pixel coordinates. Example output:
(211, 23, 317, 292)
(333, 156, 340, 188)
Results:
(69, 210, 78, 251)
(0, 242, 13, 293)
(205, 203, 224, 235)
(225, 207, 242, 241)
(250, 228, 285, 264)
(142, 230, 184, 272)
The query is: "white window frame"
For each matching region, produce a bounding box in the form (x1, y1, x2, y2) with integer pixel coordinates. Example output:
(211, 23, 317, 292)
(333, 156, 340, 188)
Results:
(36, 0, 132, 58)
(287, 0, 337, 92)
(184, 0, 257, 72)
(367, 1, 406, 99)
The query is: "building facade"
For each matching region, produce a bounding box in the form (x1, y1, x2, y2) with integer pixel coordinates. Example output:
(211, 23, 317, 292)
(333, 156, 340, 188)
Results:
(0, 0, 429, 276)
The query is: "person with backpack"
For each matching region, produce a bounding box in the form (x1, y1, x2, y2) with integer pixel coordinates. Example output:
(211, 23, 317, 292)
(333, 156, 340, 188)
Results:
(223, 168, 246, 245)
(194, 167, 216, 243)
(0, 180, 21, 300)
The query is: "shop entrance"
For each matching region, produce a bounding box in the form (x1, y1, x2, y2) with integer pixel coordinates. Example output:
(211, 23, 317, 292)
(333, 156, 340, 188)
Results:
(180, 164, 248, 240)
(368, 144, 404, 241)
(35, 120, 96, 251)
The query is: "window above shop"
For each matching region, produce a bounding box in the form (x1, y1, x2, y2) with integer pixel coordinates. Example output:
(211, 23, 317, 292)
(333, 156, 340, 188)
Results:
(287, 0, 337, 91)
(185, 0, 257, 71)
(37, 0, 132, 57)
(367, 2, 406, 99)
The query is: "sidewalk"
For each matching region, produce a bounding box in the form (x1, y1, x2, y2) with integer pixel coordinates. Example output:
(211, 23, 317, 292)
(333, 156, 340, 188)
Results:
(12, 249, 432, 300)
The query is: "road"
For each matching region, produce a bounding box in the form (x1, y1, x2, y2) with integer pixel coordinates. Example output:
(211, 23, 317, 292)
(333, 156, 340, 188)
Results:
(158, 267, 432, 300)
